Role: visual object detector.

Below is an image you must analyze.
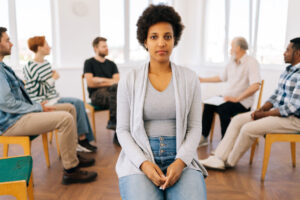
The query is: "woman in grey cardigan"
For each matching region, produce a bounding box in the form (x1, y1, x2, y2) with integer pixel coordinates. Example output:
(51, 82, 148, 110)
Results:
(116, 5, 207, 200)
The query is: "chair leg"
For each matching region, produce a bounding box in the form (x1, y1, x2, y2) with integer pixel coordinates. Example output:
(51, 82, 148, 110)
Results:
(261, 136, 272, 181)
(249, 138, 259, 165)
(48, 131, 53, 144)
(209, 114, 216, 143)
(91, 110, 96, 141)
(28, 175, 34, 200)
(54, 130, 61, 158)
(42, 134, 50, 168)
(14, 182, 28, 200)
(3, 144, 8, 157)
(291, 142, 296, 168)
(22, 138, 31, 156)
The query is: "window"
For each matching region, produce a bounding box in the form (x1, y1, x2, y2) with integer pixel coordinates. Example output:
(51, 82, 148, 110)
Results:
(204, 0, 226, 63)
(203, 0, 288, 66)
(100, 0, 125, 63)
(129, 0, 149, 61)
(0, 0, 10, 31)
(15, 0, 53, 65)
(0, 0, 11, 65)
(228, 0, 249, 46)
(256, 0, 288, 65)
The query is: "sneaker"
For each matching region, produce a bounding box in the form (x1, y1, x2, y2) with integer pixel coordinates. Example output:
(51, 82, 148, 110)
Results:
(199, 156, 225, 170)
(198, 136, 208, 147)
(76, 144, 92, 153)
(113, 132, 120, 147)
(106, 120, 116, 130)
(62, 168, 97, 185)
(78, 139, 97, 152)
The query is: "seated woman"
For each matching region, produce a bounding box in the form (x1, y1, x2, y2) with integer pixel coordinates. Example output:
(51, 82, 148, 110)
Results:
(116, 5, 207, 200)
(23, 36, 97, 153)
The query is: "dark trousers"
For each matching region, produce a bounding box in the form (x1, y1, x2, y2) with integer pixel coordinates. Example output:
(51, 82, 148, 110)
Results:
(202, 102, 250, 138)
(91, 84, 117, 123)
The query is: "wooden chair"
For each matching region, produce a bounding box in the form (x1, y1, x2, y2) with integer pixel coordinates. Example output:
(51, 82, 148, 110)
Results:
(209, 80, 265, 144)
(47, 130, 61, 158)
(0, 156, 34, 200)
(0, 134, 51, 168)
(81, 74, 110, 140)
(251, 133, 300, 181)
(249, 80, 264, 163)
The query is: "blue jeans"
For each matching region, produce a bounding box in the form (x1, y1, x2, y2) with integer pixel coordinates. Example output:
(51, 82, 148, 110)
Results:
(119, 136, 207, 200)
(57, 97, 94, 141)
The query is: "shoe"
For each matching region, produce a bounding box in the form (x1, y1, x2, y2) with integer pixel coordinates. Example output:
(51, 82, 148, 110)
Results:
(106, 120, 116, 130)
(113, 132, 120, 146)
(199, 156, 225, 170)
(62, 168, 97, 185)
(225, 161, 234, 168)
(77, 154, 95, 168)
(198, 136, 208, 147)
(76, 144, 92, 153)
(78, 139, 97, 152)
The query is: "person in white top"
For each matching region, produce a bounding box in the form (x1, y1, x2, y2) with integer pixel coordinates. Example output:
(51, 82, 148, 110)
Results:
(199, 37, 261, 146)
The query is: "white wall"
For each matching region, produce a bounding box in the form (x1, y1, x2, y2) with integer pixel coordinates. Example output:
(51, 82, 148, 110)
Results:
(54, 0, 100, 68)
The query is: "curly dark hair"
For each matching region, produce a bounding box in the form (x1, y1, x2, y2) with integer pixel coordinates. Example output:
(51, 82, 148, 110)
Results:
(136, 4, 184, 49)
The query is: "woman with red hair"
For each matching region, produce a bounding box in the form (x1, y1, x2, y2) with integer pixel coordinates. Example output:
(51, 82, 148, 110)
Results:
(23, 36, 98, 152)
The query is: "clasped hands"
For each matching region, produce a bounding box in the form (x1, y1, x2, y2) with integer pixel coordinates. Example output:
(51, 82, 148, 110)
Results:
(140, 159, 186, 190)
(251, 108, 266, 120)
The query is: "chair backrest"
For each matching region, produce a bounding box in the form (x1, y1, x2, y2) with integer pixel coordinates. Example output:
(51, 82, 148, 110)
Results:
(256, 80, 264, 109)
(81, 74, 87, 104)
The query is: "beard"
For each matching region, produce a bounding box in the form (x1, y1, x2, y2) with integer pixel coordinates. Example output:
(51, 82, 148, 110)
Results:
(0, 49, 11, 57)
(98, 52, 107, 58)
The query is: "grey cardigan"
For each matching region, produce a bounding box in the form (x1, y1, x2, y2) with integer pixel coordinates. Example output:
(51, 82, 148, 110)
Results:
(116, 62, 208, 178)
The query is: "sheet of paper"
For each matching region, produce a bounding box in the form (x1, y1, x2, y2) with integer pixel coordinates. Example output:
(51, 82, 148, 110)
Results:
(203, 96, 225, 106)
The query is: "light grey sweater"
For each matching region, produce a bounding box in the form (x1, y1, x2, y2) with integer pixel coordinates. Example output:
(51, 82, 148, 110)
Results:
(116, 62, 208, 178)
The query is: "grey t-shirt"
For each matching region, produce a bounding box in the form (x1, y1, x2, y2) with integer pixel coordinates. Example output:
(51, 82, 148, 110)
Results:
(143, 78, 176, 137)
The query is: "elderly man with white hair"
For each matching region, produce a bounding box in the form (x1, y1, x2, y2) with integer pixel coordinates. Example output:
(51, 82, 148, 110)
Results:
(199, 37, 261, 146)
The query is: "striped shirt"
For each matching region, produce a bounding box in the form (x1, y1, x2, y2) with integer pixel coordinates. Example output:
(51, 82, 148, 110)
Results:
(23, 60, 59, 103)
(267, 63, 300, 118)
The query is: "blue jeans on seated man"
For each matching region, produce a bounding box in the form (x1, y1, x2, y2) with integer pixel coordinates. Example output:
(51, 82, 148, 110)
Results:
(119, 136, 207, 200)
(57, 97, 94, 142)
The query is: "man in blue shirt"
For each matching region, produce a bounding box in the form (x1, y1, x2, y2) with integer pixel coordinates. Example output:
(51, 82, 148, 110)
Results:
(0, 27, 97, 184)
(200, 37, 300, 170)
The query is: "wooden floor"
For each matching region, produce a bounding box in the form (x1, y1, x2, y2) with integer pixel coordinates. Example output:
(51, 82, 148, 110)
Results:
(1, 111, 300, 200)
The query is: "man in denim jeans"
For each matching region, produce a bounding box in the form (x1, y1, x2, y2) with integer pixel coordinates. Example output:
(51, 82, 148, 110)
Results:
(0, 27, 97, 185)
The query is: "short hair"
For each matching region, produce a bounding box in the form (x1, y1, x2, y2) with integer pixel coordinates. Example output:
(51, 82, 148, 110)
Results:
(234, 37, 248, 50)
(290, 37, 300, 51)
(0, 27, 7, 41)
(136, 4, 184, 49)
(92, 37, 107, 48)
(28, 36, 45, 53)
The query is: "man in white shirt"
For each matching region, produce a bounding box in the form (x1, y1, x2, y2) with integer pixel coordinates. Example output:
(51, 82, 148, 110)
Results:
(199, 37, 261, 146)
